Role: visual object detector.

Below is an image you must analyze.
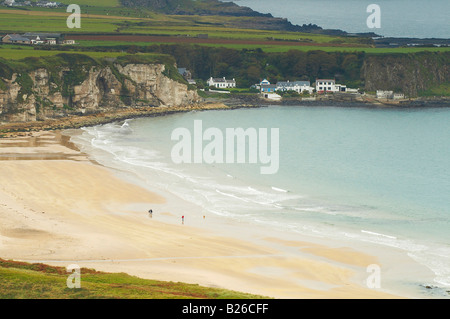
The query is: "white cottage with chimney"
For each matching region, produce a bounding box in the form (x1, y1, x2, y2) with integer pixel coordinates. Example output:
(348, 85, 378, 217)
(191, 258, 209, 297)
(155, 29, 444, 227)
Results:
(207, 77, 236, 89)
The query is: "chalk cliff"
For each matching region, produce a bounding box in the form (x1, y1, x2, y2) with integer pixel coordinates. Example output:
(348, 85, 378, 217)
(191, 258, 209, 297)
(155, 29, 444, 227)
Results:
(0, 54, 200, 123)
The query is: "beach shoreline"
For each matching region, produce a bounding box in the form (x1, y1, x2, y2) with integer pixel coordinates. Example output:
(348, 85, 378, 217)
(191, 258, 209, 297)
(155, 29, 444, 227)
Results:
(1, 96, 448, 138)
(0, 129, 416, 299)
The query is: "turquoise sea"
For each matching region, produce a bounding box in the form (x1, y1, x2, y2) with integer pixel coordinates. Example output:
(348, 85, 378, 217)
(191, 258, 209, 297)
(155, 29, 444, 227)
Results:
(70, 105, 450, 297)
(227, 0, 450, 38)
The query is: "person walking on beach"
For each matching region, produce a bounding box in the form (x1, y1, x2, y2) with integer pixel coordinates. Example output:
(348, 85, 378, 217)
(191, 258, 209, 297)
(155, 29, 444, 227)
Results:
(148, 209, 153, 218)
(182, 215, 184, 225)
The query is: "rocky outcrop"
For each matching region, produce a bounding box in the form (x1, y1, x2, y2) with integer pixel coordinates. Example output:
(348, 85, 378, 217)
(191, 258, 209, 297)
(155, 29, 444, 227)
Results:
(116, 63, 198, 107)
(362, 52, 449, 97)
(0, 59, 200, 123)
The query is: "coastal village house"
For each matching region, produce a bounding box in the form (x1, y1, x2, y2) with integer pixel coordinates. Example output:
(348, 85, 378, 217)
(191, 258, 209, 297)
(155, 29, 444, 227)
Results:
(376, 90, 405, 100)
(377, 90, 394, 99)
(259, 79, 276, 92)
(260, 84, 277, 93)
(259, 79, 314, 94)
(252, 79, 271, 90)
(207, 77, 236, 89)
(258, 79, 282, 100)
(255, 77, 362, 101)
(316, 79, 336, 93)
(178, 68, 196, 85)
(276, 80, 314, 94)
(315, 79, 347, 93)
(257, 78, 358, 99)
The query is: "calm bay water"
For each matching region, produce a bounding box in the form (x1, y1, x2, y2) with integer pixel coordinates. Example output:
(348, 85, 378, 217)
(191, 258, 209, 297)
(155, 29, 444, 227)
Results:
(228, 0, 450, 38)
(70, 106, 450, 296)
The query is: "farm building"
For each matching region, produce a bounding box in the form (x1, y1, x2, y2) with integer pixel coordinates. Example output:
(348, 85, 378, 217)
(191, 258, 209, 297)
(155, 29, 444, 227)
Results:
(23, 33, 63, 44)
(1, 34, 31, 44)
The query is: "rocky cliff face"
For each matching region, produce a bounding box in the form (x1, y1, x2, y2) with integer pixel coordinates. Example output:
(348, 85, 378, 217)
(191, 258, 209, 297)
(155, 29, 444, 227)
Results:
(0, 61, 200, 123)
(362, 52, 449, 97)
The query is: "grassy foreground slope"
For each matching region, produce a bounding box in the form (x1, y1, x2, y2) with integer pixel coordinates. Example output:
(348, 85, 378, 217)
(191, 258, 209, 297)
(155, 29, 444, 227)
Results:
(0, 259, 265, 299)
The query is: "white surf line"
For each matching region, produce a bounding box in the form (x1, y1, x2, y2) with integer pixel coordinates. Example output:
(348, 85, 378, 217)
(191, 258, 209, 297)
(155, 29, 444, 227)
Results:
(272, 187, 288, 193)
(17, 254, 287, 264)
(361, 230, 397, 239)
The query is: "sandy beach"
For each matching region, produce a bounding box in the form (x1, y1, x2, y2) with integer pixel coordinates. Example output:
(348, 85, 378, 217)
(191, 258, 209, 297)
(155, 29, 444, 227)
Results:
(0, 131, 402, 299)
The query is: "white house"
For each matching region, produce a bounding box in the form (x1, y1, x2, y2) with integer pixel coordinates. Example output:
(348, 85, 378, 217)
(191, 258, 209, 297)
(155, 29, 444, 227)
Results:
(377, 90, 405, 99)
(316, 79, 349, 93)
(252, 79, 270, 90)
(207, 77, 236, 89)
(346, 88, 359, 94)
(335, 84, 347, 93)
(376, 90, 394, 99)
(276, 80, 314, 94)
(316, 79, 338, 93)
(393, 93, 405, 100)
(30, 36, 45, 45)
(262, 92, 282, 100)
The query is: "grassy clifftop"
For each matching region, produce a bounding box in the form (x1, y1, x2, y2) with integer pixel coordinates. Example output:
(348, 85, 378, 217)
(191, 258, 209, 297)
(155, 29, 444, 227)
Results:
(0, 258, 264, 299)
(0, 52, 184, 87)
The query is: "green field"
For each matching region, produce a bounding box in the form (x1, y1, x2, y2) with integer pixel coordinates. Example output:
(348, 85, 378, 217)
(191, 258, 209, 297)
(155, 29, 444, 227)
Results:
(25, 0, 121, 7)
(0, 11, 126, 33)
(58, 0, 121, 6)
(69, 39, 450, 54)
(0, 5, 448, 55)
(0, 259, 264, 299)
(0, 9, 355, 44)
(1, 42, 448, 64)
(0, 45, 127, 60)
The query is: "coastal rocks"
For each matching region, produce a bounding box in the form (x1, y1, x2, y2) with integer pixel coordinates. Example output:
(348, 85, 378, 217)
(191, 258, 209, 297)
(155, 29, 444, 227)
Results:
(0, 62, 200, 123)
(419, 284, 450, 297)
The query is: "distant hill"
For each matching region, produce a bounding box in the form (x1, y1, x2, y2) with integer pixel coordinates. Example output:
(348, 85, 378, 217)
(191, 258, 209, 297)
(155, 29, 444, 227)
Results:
(120, 0, 271, 16)
(119, 0, 323, 32)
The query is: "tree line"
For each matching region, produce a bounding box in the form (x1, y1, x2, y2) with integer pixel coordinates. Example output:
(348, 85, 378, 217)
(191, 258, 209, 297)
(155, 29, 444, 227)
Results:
(36, 44, 367, 88)
(141, 44, 366, 88)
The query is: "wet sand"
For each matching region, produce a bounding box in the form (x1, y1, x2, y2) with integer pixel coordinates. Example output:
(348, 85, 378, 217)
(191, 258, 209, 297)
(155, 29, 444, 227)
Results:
(0, 131, 402, 298)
